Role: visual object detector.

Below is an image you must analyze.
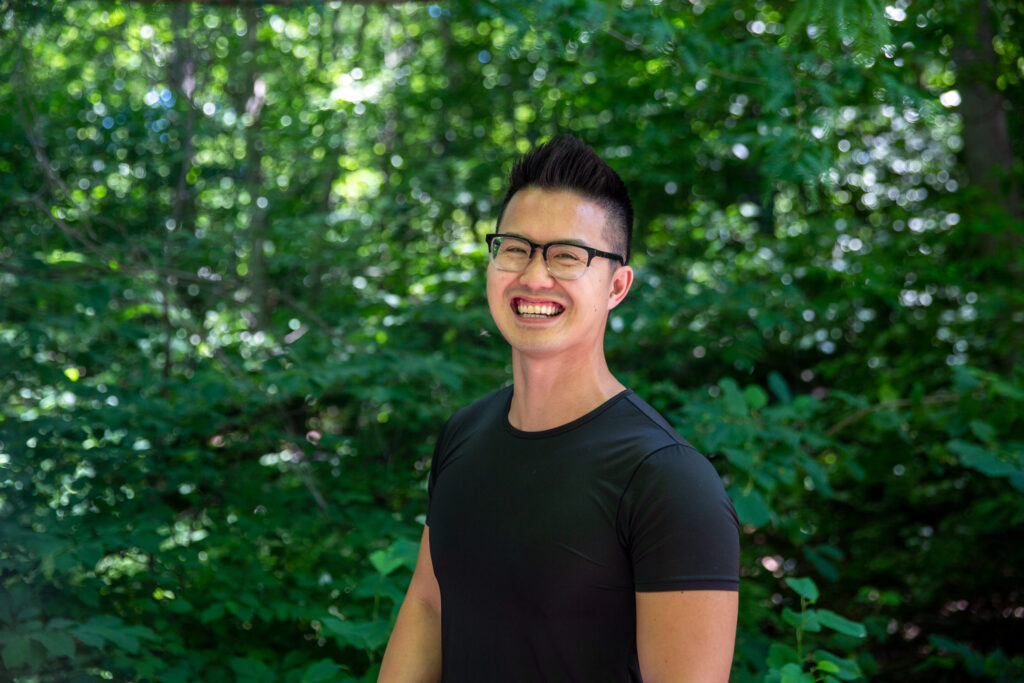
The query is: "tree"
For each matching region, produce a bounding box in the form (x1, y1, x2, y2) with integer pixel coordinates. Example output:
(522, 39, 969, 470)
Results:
(1, 1, 1021, 680)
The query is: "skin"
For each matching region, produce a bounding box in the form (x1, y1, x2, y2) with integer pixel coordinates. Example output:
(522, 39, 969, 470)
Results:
(379, 188, 737, 682)
(378, 526, 442, 683)
(485, 187, 634, 430)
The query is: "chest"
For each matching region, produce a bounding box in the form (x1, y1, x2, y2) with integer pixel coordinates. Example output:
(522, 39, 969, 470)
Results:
(429, 433, 637, 605)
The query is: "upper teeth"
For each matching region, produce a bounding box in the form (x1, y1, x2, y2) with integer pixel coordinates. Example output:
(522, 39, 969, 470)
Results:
(517, 302, 561, 316)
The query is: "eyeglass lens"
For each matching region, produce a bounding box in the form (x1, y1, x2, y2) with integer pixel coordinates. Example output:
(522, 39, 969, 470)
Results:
(491, 236, 588, 280)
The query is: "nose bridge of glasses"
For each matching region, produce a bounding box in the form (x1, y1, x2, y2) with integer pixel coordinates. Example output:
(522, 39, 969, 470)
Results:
(513, 241, 553, 283)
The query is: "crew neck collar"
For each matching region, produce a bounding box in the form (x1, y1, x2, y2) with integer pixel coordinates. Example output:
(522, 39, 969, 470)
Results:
(502, 388, 632, 439)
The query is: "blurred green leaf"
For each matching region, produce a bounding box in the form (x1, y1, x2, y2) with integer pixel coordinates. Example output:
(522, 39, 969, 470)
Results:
(786, 577, 820, 603)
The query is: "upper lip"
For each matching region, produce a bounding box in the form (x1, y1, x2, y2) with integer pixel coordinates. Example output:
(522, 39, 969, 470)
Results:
(511, 295, 566, 306)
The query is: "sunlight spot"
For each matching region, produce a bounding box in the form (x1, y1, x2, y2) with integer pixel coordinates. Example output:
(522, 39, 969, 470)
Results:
(939, 90, 961, 108)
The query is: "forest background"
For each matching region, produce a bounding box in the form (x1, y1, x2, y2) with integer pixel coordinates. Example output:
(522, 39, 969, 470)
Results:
(1, 0, 1022, 681)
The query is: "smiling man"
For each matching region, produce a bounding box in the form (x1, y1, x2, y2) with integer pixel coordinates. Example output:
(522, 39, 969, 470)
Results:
(379, 136, 740, 683)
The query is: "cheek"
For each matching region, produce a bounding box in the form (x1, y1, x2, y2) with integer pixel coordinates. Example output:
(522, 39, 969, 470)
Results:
(485, 268, 505, 309)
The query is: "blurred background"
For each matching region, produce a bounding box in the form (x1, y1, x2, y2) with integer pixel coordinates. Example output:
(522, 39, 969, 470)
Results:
(1, 0, 1022, 681)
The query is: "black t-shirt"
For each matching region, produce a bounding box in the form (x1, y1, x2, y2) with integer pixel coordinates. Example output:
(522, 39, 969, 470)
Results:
(427, 386, 739, 683)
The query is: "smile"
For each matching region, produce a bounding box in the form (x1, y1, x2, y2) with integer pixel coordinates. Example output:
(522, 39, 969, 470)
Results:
(513, 298, 565, 318)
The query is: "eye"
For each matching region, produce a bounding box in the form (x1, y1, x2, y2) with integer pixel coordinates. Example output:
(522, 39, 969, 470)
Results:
(551, 248, 584, 263)
(500, 243, 529, 256)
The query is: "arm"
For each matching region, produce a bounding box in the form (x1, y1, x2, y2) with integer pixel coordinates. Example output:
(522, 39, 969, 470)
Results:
(378, 526, 442, 683)
(635, 590, 738, 683)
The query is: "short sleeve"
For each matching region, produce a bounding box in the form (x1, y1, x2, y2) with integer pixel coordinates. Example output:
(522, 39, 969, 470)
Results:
(619, 444, 740, 591)
(426, 418, 452, 527)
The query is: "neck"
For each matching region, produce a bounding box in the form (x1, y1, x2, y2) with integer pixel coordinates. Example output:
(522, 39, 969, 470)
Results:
(507, 348, 626, 432)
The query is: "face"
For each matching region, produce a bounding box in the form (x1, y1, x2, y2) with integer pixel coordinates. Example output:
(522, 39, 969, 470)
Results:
(486, 187, 633, 360)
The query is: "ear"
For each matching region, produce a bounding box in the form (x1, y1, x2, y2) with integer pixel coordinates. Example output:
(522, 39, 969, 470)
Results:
(607, 265, 633, 311)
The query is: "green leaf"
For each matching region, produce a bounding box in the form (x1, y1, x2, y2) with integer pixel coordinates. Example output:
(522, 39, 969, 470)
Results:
(369, 548, 405, 576)
(2, 636, 31, 669)
(301, 658, 343, 682)
(199, 603, 225, 623)
(71, 616, 156, 654)
(768, 371, 792, 404)
(728, 486, 772, 527)
(786, 577, 820, 602)
(816, 609, 867, 638)
(813, 650, 865, 680)
(779, 662, 815, 683)
(719, 378, 748, 417)
(991, 377, 1024, 400)
(783, 606, 822, 632)
(767, 642, 801, 668)
(230, 657, 276, 682)
(321, 618, 391, 651)
(815, 660, 840, 674)
(968, 419, 997, 444)
(743, 384, 768, 411)
(804, 545, 841, 581)
(31, 630, 75, 658)
(949, 440, 1017, 477)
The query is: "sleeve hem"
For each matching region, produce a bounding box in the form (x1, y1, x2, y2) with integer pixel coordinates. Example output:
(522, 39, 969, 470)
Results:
(634, 578, 739, 592)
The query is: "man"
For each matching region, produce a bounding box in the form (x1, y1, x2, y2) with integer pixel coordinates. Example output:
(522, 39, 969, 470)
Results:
(379, 136, 739, 682)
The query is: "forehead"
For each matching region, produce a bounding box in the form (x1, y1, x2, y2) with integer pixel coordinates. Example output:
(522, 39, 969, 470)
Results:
(500, 188, 609, 246)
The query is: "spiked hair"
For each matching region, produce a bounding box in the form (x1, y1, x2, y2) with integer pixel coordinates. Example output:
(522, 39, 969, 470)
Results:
(497, 135, 634, 264)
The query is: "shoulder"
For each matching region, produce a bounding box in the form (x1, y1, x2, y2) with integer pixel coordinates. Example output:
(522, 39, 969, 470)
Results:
(433, 385, 511, 455)
(612, 393, 737, 539)
(600, 390, 698, 456)
(444, 385, 512, 434)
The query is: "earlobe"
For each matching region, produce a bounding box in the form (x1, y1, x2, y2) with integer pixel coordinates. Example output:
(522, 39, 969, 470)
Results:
(608, 266, 634, 310)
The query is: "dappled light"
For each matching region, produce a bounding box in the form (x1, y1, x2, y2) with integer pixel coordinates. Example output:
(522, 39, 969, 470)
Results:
(1, 0, 1022, 681)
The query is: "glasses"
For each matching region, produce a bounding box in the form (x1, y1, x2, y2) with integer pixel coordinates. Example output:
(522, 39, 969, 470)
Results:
(485, 233, 624, 281)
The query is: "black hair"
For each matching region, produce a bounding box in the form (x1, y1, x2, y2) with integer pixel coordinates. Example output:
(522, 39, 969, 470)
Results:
(497, 135, 634, 264)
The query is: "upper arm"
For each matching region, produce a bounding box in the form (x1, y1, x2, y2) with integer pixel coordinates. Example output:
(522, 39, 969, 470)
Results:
(635, 590, 738, 683)
(406, 525, 441, 615)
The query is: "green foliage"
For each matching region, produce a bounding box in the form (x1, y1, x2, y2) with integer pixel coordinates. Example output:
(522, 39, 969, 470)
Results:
(1, 0, 1022, 681)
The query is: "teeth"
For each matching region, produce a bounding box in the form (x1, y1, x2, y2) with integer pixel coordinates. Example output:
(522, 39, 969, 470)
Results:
(516, 301, 563, 317)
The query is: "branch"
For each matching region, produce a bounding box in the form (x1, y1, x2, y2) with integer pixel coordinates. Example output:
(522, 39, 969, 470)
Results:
(825, 392, 961, 438)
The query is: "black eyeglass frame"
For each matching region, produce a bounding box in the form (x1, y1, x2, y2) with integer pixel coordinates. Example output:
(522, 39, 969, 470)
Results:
(484, 233, 624, 279)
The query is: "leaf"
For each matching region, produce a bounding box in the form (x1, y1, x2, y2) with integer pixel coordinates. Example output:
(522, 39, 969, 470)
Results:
(2, 636, 31, 669)
(786, 577, 820, 602)
(728, 486, 772, 527)
(72, 616, 157, 654)
(767, 642, 801, 668)
(369, 548, 405, 577)
(743, 384, 768, 411)
(779, 662, 815, 683)
(800, 455, 834, 497)
(991, 377, 1024, 400)
(719, 378, 748, 417)
(45, 618, 74, 630)
(815, 660, 840, 674)
(968, 419, 997, 444)
(31, 630, 75, 658)
(783, 606, 822, 632)
(948, 440, 1017, 477)
(199, 603, 225, 623)
(301, 658, 343, 682)
(768, 371, 792, 404)
(816, 609, 867, 638)
(229, 657, 276, 682)
(813, 650, 866, 681)
(321, 618, 391, 651)
(722, 447, 755, 472)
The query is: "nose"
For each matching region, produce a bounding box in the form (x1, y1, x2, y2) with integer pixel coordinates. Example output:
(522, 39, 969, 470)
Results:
(517, 248, 555, 288)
